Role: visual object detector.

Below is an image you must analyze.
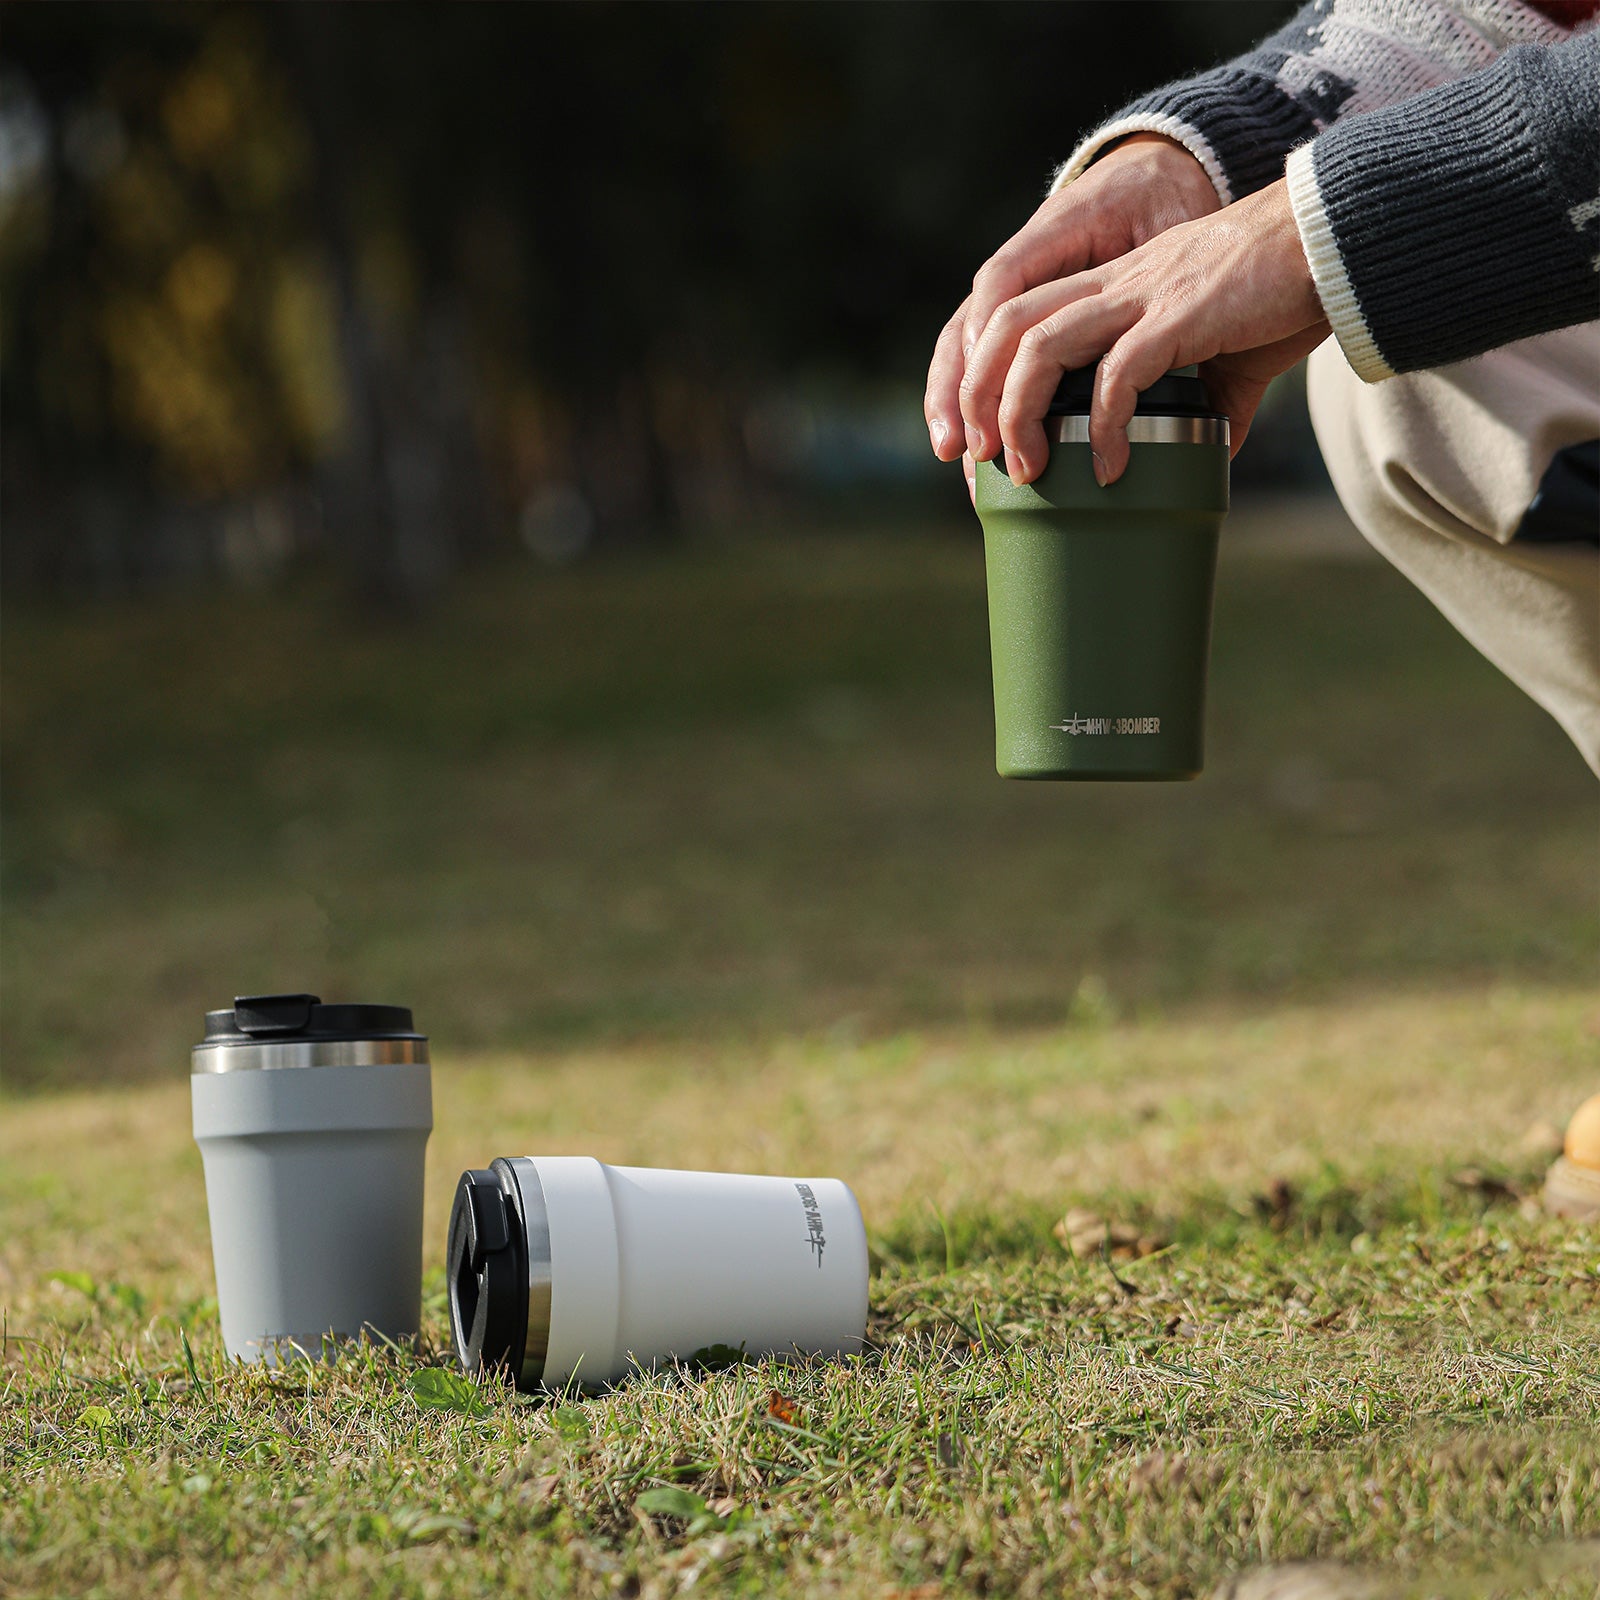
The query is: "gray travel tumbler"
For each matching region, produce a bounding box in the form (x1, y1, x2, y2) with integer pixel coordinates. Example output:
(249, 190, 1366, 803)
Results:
(190, 994, 433, 1363)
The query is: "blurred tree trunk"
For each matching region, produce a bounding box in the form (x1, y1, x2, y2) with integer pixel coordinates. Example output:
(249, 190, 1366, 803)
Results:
(281, 2, 486, 609)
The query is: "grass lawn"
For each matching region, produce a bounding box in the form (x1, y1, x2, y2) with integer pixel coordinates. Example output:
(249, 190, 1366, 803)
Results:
(3, 507, 1598, 1597)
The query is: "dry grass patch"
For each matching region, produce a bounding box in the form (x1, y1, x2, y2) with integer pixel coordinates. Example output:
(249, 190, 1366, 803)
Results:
(4, 990, 1598, 1598)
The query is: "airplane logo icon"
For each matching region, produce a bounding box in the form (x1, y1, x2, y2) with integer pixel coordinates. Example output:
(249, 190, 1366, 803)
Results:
(1050, 714, 1094, 734)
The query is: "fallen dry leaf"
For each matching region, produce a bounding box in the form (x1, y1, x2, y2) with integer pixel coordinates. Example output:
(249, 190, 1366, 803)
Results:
(1054, 1207, 1166, 1261)
(1129, 1449, 1190, 1495)
(766, 1389, 801, 1426)
(1210, 1562, 1382, 1600)
(1449, 1167, 1521, 1201)
(494, 1447, 543, 1489)
(516, 1473, 561, 1508)
(1257, 1176, 1296, 1229)
(1519, 1119, 1565, 1156)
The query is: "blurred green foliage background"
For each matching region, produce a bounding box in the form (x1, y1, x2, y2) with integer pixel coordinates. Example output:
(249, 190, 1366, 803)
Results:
(3, 3, 1593, 1093)
(1, 1, 1303, 598)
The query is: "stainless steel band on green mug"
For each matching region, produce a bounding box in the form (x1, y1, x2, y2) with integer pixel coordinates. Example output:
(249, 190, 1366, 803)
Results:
(1046, 415, 1230, 447)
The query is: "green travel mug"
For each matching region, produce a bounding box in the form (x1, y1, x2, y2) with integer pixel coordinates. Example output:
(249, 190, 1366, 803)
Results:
(975, 366, 1229, 780)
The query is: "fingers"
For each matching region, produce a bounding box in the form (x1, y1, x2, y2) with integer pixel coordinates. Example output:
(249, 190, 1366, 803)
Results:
(924, 299, 971, 460)
(1089, 324, 1182, 484)
(1205, 373, 1266, 460)
(948, 178, 1329, 488)
(927, 206, 1089, 463)
(941, 195, 1104, 460)
(963, 192, 1096, 355)
(962, 450, 975, 506)
(931, 160, 1237, 471)
(959, 275, 1105, 468)
(993, 290, 1138, 483)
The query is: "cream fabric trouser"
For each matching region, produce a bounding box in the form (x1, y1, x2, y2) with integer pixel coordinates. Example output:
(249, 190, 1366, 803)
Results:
(1306, 325, 1600, 777)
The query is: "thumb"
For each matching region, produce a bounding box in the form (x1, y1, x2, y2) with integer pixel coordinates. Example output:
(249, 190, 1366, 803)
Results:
(1207, 376, 1269, 459)
(1202, 326, 1330, 459)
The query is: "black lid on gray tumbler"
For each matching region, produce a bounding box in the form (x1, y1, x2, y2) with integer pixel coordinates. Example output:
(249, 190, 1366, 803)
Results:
(200, 993, 424, 1044)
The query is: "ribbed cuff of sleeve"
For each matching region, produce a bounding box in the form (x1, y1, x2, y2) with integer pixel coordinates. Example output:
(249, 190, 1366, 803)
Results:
(1048, 114, 1232, 204)
(1048, 46, 1344, 207)
(1290, 37, 1600, 378)
(1285, 143, 1394, 382)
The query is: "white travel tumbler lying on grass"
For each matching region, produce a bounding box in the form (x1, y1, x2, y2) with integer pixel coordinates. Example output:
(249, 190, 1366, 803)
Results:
(191, 994, 432, 1363)
(448, 1157, 870, 1390)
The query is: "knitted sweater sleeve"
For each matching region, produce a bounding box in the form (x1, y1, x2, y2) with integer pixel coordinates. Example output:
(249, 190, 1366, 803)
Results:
(1049, 0, 1576, 204)
(1286, 31, 1600, 379)
(1051, 1, 1357, 204)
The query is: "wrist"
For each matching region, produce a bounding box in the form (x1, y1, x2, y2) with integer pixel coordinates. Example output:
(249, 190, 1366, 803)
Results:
(1100, 132, 1221, 218)
(1240, 177, 1327, 336)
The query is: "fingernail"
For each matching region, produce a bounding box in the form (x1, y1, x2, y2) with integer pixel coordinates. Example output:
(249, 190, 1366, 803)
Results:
(1091, 451, 1108, 488)
(1004, 447, 1022, 485)
(965, 424, 984, 460)
(929, 418, 948, 455)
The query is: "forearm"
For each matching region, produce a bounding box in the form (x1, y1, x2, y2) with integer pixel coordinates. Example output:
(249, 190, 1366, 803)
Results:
(1287, 30, 1600, 380)
(1050, 0, 1576, 205)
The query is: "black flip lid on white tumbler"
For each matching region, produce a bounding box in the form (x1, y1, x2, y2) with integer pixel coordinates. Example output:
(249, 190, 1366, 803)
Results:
(449, 1163, 533, 1382)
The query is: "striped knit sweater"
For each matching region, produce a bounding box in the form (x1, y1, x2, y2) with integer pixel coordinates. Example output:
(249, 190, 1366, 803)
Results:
(1051, 1, 1600, 381)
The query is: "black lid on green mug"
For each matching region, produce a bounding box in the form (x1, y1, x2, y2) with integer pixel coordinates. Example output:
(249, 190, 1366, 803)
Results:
(1049, 363, 1220, 418)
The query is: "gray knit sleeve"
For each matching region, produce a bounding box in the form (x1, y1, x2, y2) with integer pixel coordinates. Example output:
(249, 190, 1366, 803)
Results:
(1049, 0, 1574, 206)
(1053, 3, 1350, 204)
(1286, 31, 1600, 380)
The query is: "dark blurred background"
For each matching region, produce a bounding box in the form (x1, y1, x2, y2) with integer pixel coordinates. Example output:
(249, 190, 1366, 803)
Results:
(4, 2, 1594, 1093)
(1, 0, 1316, 601)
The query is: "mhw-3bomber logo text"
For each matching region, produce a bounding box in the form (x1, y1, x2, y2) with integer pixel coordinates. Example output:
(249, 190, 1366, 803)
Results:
(1049, 715, 1162, 736)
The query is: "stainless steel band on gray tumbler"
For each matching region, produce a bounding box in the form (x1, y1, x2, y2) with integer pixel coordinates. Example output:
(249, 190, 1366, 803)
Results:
(192, 1038, 430, 1072)
(1046, 415, 1230, 447)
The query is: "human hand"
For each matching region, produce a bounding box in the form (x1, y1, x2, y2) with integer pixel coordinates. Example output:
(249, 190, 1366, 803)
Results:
(925, 133, 1221, 491)
(959, 176, 1329, 486)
